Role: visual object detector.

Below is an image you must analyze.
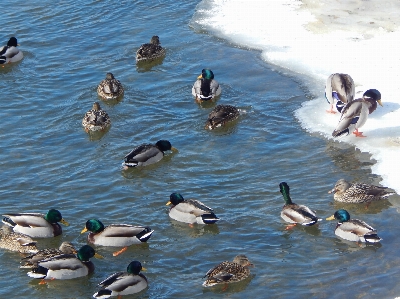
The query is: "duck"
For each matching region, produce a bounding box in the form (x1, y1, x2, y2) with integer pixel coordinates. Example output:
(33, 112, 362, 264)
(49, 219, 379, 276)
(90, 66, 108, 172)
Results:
(123, 139, 177, 169)
(166, 193, 220, 225)
(205, 104, 240, 130)
(93, 260, 148, 298)
(2, 209, 69, 238)
(0, 37, 23, 64)
(332, 89, 382, 138)
(136, 35, 166, 62)
(325, 73, 355, 114)
(192, 69, 222, 102)
(27, 245, 103, 281)
(82, 102, 111, 133)
(328, 179, 395, 203)
(326, 209, 381, 243)
(279, 182, 321, 227)
(81, 219, 154, 256)
(0, 226, 38, 254)
(203, 255, 253, 287)
(97, 73, 124, 101)
(20, 241, 77, 269)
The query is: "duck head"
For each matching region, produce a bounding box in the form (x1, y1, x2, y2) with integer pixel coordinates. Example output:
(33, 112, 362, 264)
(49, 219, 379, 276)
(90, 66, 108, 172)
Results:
(326, 209, 350, 222)
(127, 260, 146, 274)
(45, 209, 69, 226)
(166, 193, 184, 206)
(279, 182, 293, 205)
(81, 219, 105, 234)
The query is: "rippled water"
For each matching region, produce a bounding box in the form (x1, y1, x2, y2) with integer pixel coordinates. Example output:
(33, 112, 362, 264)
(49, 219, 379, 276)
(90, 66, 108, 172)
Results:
(1, 1, 400, 298)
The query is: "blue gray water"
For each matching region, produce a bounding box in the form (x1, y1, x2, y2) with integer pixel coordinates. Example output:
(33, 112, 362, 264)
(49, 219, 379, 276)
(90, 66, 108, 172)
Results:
(1, 0, 400, 298)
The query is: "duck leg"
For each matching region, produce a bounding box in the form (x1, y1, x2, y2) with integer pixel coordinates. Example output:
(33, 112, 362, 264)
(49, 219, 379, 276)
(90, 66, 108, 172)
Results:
(326, 104, 337, 114)
(285, 224, 297, 230)
(352, 129, 366, 137)
(113, 247, 128, 256)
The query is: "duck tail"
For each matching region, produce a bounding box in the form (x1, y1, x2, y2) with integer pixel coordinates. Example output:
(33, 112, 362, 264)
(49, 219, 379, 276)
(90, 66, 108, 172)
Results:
(137, 227, 154, 243)
(332, 128, 349, 138)
(201, 213, 220, 225)
(93, 289, 112, 298)
(364, 233, 382, 243)
(2, 216, 16, 228)
(27, 266, 48, 279)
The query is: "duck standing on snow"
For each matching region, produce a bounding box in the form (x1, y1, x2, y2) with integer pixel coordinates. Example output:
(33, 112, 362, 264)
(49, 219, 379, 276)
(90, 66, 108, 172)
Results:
(27, 245, 103, 281)
(332, 89, 382, 138)
(203, 255, 253, 287)
(205, 104, 239, 130)
(81, 219, 154, 256)
(97, 73, 124, 100)
(328, 179, 395, 203)
(0, 37, 23, 64)
(93, 261, 148, 298)
(136, 35, 166, 62)
(82, 102, 111, 133)
(325, 73, 355, 114)
(326, 209, 381, 243)
(166, 193, 220, 225)
(123, 140, 177, 169)
(192, 69, 221, 102)
(279, 182, 321, 228)
(2, 209, 69, 238)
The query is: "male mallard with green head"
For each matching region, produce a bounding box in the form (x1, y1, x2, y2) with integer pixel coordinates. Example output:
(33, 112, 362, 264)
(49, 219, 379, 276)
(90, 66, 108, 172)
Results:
(192, 69, 221, 102)
(2, 209, 69, 238)
(325, 73, 355, 114)
(93, 261, 148, 298)
(326, 209, 381, 243)
(0, 37, 23, 64)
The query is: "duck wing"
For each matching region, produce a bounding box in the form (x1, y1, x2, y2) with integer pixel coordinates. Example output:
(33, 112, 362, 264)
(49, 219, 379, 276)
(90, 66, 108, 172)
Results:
(2, 213, 47, 228)
(102, 225, 152, 238)
(124, 144, 161, 163)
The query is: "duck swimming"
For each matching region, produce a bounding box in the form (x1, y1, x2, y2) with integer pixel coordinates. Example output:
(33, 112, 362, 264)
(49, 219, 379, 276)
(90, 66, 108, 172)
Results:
(27, 245, 103, 281)
(0, 37, 23, 64)
(136, 35, 166, 62)
(123, 139, 177, 169)
(279, 182, 320, 227)
(81, 219, 154, 256)
(205, 104, 240, 130)
(203, 255, 253, 287)
(93, 261, 148, 298)
(97, 73, 124, 101)
(325, 73, 355, 114)
(332, 89, 382, 138)
(2, 209, 69, 238)
(166, 193, 220, 225)
(328, 179, 395, 203)
(20, 241, 77, 268)
(326, 209, 381, 243)
(0, 226, 38, 254)
(82, 102, 111, 133)
(192, 69, 221, 102)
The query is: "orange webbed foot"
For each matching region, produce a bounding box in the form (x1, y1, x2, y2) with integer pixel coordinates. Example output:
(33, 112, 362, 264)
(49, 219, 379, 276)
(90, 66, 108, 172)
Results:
(285, 224, 297, 230)
(113, 247, 128, 256)
(326, 109, 337, 114)
(353, 129, 366, 137)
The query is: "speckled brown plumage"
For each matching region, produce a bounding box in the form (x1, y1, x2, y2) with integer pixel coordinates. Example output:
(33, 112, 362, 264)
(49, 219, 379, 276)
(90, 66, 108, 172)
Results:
(97, 73, 124, 100)
(329, 179, 395, 203)
(204, 104, 240, 130)
(82, 102, 111, 132)
(203, 255, 253, 287)
(136, 36, 166, 62)
(0, 226, 38, 254)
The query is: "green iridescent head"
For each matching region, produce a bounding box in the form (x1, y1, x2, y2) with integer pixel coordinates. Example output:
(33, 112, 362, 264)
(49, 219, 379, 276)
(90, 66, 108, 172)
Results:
(44, 209, 69, 226)
(201, 69, 215, 80)
(279, 182, 293, 205)
(168, 193, 185, 206)
(82, 219, 105, 234)
(77, 245, 103, 261)
(327, 209, 350, 222)
(127, 260, 145, 274)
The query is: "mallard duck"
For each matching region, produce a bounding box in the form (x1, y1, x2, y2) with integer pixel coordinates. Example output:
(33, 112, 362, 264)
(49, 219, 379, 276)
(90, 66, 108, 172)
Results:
(20, 241, 76, 269)
(93, 261, 148, 298)
(279, 182, 320, 227)
(122, 139, 177, 169)
(81, 219, 154, 256)
(326, 209, 381, 243)
(166, 193, 220, 225)
(325, 73, 355, 114)
(192, 69, 222, 102)
(203, 255, 253, 287)
(0, 37, 23, 64)
(97, 73, 124, 100)
(82, 102, 111, 133)
(328, 179, 395, 203)
(27, 245, 103, 280)
(136, 36, 166, 62)
(0, 226, 38, 254)
(2, 209, 69, 238)
(332, 89, 382, 138)
(205, 104, 239, 130)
